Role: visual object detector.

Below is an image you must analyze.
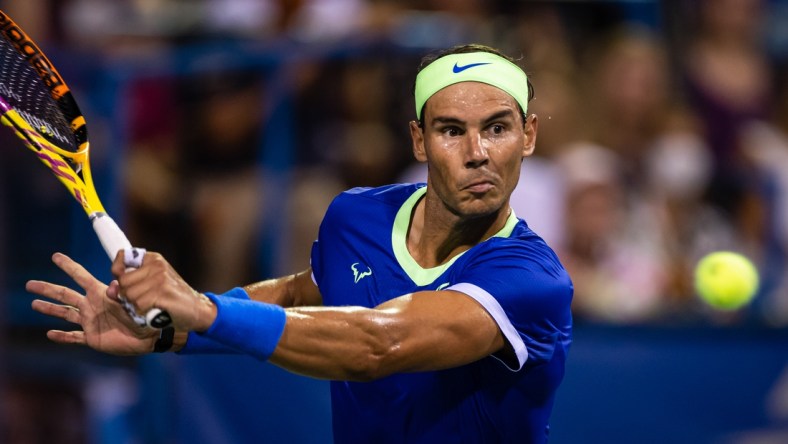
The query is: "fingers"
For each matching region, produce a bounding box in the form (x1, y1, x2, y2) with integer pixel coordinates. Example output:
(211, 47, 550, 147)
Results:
(106, 280, 120, 301)
(116, 252, 166, 306)
(51, 252, 102, 293)
(26, 280, 85, 309)
(31, 299, 81, 325)
(46, 330, 86, 346)
(112, 248, 148, 275)
(104, 281, 143, 326)
(111, 250, 127, 278)
(113, 250, 155, 294)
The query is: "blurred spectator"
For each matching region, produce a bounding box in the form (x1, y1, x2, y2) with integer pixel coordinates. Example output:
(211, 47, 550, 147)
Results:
(62, 0, 403, 45)
(390, 0, 499, 50)
(126, 67, 269, 292)
(557, 143, 671, 324)
(0, 0, 59, 43)
(737, 70, 788, 325)
(508, 2, 583, 158)
(184, 72, 269, 292)
(285, 0, 371, 42)
(680, 0, 773, 252)
(285, 55, 412, 273)
(561, 26, 750, 323)
(579, 27, 683, 182)
(678, 0, 785, 322)
(643, 130, 744, 321)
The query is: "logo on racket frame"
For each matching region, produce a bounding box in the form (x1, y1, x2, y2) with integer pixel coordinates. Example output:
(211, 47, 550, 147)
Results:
(0, 10, 67, 99)
(0, 111, 91, 210)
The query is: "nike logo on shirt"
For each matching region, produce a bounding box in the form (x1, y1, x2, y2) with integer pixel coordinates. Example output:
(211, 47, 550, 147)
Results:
(452, 62, 491, 73)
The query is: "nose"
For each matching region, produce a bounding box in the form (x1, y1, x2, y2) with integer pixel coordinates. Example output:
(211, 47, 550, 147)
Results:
(464, 131, 489, 168)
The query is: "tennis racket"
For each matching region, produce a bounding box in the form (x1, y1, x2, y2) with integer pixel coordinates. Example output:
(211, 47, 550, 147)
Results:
(0, 10, 171, 329)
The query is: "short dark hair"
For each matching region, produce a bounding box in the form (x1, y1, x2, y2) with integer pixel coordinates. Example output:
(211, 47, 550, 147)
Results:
(414, 44, 535, 125)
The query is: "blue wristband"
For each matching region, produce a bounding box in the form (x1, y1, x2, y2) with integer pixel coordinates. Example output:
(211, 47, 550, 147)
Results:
(213, 287, 251, 301)
(198, 292, 286, 361)
(176, 287, 251, 355)
(177, 331, 238, 355)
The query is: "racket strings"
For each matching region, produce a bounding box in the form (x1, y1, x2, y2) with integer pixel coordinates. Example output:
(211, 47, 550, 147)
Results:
(0, 32, 78, 154)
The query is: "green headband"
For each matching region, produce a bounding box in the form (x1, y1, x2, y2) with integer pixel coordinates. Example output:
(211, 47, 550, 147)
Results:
(414, 52, 529, 120)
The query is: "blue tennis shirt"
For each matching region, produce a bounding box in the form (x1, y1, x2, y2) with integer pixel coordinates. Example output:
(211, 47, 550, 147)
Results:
(311, 184, 573, 444)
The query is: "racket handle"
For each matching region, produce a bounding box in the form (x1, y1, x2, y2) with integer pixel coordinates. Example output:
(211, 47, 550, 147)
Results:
(91, 212, 132, 260)
(91, 212, 172, 329)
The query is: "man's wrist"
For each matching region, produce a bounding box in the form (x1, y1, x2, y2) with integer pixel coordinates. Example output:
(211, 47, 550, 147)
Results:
(194, 292, 218, 332)
(173, 288, 255, 355)
(198, 292, 286, 360)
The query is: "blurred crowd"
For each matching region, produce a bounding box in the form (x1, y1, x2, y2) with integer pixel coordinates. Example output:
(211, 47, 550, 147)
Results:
(3, 0, 788, 330)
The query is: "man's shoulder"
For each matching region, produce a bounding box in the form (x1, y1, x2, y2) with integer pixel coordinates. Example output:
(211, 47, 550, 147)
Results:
(331, 183, 425, 209)
(471, 221, 569, 281)
(340, 183, 425, 200)
(321, 183, 424, 231)
(485, 219, 549, 251)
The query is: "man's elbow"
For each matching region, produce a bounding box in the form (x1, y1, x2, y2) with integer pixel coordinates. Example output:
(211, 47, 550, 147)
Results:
(343, 339, 402, 382)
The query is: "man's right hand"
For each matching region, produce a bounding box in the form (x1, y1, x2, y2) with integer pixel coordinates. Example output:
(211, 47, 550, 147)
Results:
(27, 252, 159, 356)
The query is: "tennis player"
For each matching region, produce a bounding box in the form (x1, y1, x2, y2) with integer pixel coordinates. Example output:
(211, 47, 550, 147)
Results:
(28, 44, 573, 443)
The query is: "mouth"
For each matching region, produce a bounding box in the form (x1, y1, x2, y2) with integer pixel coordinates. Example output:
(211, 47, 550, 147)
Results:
(462, 179, 496, 194)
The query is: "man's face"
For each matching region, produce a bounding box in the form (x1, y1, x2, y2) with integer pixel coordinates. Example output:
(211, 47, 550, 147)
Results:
(410, 81, 537, 218)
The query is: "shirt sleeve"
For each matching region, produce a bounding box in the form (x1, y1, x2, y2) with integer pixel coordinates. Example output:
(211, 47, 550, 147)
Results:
(448, 239, 573, 371)
(309, 190, 354, 288)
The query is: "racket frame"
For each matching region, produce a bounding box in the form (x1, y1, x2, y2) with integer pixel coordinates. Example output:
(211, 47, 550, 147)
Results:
(0, 10, 169, 328)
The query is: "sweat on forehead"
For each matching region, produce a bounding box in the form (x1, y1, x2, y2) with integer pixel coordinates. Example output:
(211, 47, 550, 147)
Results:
(414, 52, 529, 120)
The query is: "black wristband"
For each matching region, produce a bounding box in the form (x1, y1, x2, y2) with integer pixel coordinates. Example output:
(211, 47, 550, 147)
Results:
(153, 327, 175, 353)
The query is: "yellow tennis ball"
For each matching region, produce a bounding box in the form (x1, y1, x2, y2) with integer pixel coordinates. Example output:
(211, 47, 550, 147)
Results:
(694, 252, 759, 311)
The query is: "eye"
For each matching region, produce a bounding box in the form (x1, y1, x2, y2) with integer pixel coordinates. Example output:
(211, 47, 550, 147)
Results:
(490, 124, 505, 135)
(442, 126, 462, 137)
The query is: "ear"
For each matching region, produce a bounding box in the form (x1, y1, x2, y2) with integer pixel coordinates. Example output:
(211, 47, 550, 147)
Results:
(522, 114, 538, 158)
(409, 120, 428, 162)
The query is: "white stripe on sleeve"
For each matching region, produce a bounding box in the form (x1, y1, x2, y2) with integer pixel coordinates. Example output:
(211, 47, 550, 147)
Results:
(447, 282, 528, 371)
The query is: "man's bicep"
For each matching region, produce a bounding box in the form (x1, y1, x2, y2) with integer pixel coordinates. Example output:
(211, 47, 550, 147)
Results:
(375, 290, 505, 373)
(294, 267, 322, 306)
(244, 268, 322, 308)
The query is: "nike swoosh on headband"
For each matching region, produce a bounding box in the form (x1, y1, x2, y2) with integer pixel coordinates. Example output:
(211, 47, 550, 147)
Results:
(452, 62, 492, 73)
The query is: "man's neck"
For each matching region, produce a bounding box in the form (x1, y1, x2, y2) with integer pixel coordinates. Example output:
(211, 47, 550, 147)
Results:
(407, 192, 510, 269)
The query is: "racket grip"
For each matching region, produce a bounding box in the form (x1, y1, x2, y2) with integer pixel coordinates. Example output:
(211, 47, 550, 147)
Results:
(91, 212, 132, 260)
(91, 212, 172, 329)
